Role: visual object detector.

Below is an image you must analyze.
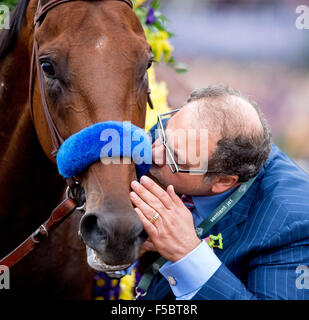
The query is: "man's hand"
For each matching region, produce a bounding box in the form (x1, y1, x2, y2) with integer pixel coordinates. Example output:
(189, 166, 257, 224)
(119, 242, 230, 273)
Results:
(130, 175, 201, 263)
(138, 238, 157, 259)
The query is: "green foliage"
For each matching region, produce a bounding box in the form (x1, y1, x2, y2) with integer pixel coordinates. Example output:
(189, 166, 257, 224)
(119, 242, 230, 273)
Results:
(133, 0, 187, 73)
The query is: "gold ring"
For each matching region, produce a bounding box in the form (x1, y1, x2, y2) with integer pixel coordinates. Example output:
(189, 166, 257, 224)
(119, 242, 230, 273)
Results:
(150, 211, 160, 224)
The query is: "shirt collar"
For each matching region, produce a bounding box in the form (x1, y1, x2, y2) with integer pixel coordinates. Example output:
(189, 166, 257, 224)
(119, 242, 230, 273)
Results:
(192, 187, 237, 221)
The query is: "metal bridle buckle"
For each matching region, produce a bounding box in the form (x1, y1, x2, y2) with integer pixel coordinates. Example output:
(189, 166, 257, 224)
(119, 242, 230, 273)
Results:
(65, 184, 86, 211)
(134, 287, 146, 300)
(76, 202, 86, 211)
(32, 225, 48, 243)
(65, 186, 72, 200)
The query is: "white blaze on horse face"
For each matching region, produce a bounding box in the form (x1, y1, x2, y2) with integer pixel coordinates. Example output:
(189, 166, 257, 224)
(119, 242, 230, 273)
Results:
(95, 36, 106, 52)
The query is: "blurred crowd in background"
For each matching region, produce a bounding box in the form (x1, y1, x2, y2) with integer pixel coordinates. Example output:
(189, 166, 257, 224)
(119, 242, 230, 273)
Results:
(154, 0, 309, 173)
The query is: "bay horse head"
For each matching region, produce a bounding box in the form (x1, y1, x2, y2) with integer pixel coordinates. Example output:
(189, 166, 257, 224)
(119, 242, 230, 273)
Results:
(30, 0, 153, 276)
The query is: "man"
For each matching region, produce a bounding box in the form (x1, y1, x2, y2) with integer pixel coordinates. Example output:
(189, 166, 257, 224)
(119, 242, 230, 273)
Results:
(129, 84, 309, 300)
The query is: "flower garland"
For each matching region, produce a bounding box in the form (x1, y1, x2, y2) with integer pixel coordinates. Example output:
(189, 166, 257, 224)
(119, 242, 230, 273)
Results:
(133, 0, 187, 131)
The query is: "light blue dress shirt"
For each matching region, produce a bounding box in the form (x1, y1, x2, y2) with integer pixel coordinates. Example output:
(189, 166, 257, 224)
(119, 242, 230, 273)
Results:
(159, 188, 236, 300)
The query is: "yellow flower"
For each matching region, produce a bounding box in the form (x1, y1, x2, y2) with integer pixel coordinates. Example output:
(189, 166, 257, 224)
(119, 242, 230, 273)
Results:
(119, 269, 137, 300)
(111, 279, 119, 287)
(133, 0, 147, 7)
(145, 29, 173, 63)
(145, 66, 170, 132)
(96, 278, 106, 287)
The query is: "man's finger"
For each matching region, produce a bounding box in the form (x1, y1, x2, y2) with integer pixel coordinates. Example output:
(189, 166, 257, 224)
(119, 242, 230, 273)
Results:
(130, 191, 164, 225)
(138, 239, 157, 258)
(131, 180, 167, 213)
(140, 175, 174, 210)
(167, 184, 187, 208)
(142, 239, 156, 251)
(134, 207, 158, 238)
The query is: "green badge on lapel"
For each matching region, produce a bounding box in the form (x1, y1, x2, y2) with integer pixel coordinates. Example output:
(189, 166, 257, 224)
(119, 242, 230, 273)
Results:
(205, 233, 223, 250)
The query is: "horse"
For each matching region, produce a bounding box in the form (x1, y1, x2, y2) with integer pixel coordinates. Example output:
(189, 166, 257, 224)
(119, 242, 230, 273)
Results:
(0, 0, 153, 298)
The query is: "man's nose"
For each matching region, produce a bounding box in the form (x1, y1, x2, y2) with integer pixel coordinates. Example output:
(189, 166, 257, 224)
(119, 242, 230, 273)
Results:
(152, 140, 165, 167)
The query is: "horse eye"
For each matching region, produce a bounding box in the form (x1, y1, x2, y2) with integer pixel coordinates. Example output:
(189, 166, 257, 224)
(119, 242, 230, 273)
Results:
(41, 61, 56, 78)
(147, 59, 154, 69)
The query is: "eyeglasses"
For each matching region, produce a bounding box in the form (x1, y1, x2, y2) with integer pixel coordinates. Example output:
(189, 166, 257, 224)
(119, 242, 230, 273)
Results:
(157, 109, 218, 174)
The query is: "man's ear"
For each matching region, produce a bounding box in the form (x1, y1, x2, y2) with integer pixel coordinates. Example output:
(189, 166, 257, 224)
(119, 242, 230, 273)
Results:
(210, 175, 240, 194)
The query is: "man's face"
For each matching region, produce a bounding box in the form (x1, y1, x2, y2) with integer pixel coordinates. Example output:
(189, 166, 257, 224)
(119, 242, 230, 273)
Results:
(148, 104, 218, 196)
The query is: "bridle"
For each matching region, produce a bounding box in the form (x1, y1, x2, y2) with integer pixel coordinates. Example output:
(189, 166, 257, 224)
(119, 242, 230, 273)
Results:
(0, 0, 150, 269)
(28, 0, 152, 185)
(28, 0, 136, 162)
(27, 0, 150, 195)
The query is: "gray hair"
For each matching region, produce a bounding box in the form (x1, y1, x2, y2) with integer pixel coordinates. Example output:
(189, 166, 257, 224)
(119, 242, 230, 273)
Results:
(186, 84, 272, 183)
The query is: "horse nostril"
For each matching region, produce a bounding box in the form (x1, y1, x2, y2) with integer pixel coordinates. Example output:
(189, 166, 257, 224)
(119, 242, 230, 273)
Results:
(80, 213, 107, 247)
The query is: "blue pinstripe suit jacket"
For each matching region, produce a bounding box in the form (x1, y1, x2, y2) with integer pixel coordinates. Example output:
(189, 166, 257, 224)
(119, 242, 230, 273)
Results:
(144, 144, 309, 300)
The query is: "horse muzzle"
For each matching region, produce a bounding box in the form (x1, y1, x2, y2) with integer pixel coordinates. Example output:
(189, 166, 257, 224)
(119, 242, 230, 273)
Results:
(86, 246, 131, 278)
(79, 208, 146, 276)
(57, 121, 152, 275)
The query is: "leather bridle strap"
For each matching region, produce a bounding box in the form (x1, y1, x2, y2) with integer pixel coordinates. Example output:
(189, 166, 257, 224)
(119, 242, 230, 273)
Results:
(34, 0, 132, 26)
(29, 0, 82, 158)
(0, 195, 77, 268)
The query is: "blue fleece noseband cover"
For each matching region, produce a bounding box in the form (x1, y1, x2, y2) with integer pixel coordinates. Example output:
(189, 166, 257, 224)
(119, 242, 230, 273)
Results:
(56, 121, 152, 179)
